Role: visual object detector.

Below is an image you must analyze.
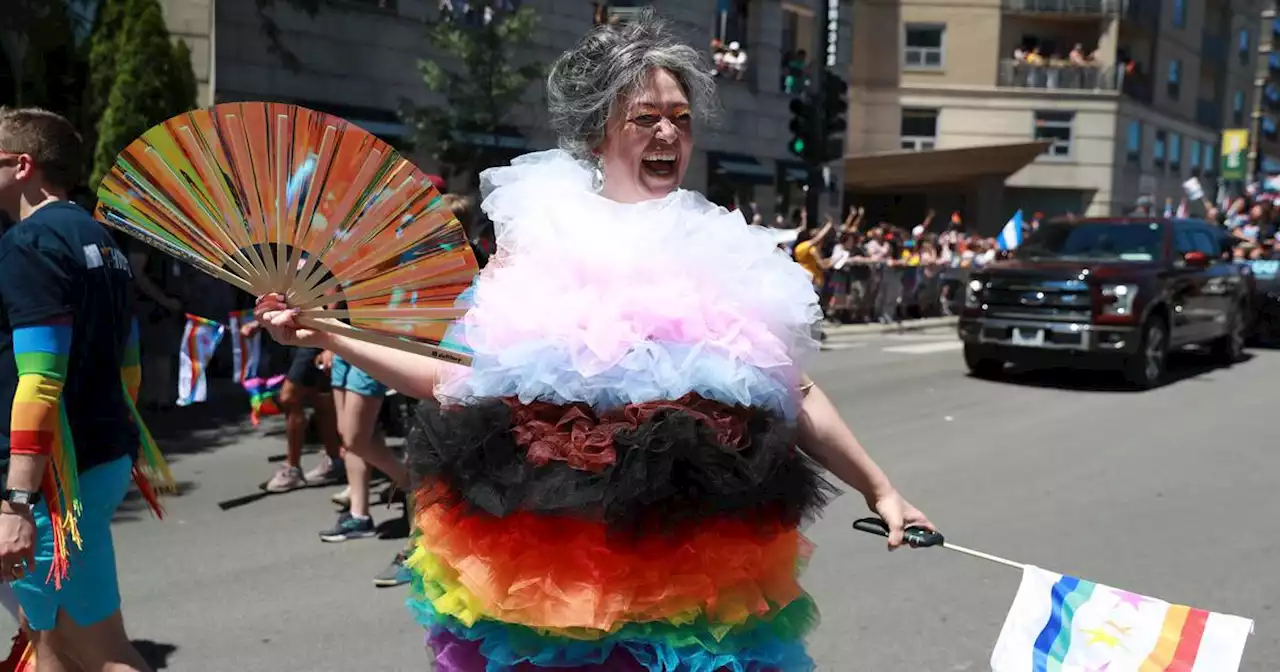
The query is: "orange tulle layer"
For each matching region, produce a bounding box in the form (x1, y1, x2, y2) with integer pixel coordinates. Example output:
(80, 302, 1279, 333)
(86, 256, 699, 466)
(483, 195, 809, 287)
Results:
(414, 498, 811, 632)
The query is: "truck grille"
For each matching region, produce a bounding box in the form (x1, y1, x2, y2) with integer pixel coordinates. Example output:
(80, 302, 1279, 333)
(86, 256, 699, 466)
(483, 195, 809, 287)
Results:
(981, 278, 1091, 322)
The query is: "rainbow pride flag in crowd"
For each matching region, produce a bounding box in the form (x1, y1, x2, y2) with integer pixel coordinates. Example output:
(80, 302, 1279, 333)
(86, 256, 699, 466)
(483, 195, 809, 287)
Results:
(991, 566, 1253, 671)
(177, 314, 225, 406)
(242, 375, 285, 427)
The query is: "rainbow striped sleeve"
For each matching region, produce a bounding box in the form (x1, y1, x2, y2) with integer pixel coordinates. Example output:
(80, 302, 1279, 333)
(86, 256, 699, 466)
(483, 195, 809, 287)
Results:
(121, 318, 141, 403)
(10, 317, 73, 457)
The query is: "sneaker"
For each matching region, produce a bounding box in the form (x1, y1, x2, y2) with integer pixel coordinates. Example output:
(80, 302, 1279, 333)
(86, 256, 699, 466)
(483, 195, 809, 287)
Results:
(372, 551, 413, 588)
(305, 456, 346, 485)
(319, 512, 375, 542)
(265, 465, 305, 493)
(331, 486, 351, 507)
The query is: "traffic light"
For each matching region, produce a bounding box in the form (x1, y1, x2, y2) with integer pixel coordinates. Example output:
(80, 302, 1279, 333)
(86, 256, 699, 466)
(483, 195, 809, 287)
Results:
(788, 96, 816, 159)
(820, 70, 848, 162)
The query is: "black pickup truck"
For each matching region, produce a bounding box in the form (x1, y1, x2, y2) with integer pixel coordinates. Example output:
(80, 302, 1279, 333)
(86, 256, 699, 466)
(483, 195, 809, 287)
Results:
(958, 217, 1251, 388)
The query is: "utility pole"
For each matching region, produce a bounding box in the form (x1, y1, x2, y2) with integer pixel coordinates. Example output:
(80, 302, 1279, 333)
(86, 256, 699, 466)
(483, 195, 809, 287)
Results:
(1247, 4, 1276, 186)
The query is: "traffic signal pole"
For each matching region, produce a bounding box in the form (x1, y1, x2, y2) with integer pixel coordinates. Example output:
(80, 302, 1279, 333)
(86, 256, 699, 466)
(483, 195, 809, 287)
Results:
(806, 0, 842, 229)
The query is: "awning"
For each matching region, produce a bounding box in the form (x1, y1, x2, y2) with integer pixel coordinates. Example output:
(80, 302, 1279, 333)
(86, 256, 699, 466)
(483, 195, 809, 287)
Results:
(844, 141, 1051, 191)
(779, 160, 808, 183)
(708, 151, 775, 185)
(451, 129, 529, 150)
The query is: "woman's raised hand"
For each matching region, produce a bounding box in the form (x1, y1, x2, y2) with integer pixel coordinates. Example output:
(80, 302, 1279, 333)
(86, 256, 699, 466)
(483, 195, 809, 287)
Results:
(254, 293, 325, 348)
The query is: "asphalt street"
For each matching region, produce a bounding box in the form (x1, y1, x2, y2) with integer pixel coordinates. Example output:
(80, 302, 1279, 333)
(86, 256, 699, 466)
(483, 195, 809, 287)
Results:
(80, 326, 1278, 670)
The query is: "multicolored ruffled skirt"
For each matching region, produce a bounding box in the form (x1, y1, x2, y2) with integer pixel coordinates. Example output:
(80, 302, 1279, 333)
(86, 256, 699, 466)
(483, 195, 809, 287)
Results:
(405, 395, 835, 671)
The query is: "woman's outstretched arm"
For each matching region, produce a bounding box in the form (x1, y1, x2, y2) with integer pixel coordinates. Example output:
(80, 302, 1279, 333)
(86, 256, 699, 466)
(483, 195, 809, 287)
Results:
(795, 376, 935, 549)
(256, 293, 460, 400)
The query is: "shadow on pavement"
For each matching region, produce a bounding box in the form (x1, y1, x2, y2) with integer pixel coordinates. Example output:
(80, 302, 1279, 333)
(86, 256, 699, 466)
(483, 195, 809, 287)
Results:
(113, 481, 199, 524)
(971, 351, 1251, 392)
(140, 379, 259, 460)
(132, 639, 177, 669)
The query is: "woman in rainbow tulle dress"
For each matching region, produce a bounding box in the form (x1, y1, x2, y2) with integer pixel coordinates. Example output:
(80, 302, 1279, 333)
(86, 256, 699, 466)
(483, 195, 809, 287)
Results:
(257, 12, 934, 671)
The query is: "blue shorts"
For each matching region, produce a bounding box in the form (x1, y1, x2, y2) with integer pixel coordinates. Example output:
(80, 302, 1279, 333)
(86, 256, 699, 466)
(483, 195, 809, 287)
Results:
(330, 355, 387, 397)
(13, 455, 133, 631)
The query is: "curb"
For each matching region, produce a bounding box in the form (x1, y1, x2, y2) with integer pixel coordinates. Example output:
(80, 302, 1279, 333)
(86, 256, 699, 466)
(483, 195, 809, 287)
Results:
(823, 316, 959, 336)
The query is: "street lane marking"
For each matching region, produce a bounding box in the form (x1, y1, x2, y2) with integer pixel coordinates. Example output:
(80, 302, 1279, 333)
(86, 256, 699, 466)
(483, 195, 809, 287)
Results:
(882, 341, 963, 355)
(820, 340, 869, 351)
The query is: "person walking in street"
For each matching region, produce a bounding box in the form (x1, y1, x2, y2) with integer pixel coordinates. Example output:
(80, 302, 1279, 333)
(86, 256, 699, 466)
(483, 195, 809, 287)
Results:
(0, 108, 164, 671)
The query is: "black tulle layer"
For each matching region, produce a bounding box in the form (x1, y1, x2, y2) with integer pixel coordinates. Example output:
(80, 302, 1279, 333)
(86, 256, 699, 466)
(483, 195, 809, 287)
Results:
(406, 396, 837, 530)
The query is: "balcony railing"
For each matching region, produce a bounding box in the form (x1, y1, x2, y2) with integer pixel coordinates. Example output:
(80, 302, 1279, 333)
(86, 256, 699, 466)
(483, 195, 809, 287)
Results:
(1196, 99, 1221, 128)
(1002, 0, 1120, 14)
(998, 60, 1121, 91)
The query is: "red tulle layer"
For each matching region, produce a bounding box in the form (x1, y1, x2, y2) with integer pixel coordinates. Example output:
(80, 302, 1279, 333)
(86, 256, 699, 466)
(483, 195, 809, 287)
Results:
(506, 394, 755, 473)
(414, 497, 811, 632)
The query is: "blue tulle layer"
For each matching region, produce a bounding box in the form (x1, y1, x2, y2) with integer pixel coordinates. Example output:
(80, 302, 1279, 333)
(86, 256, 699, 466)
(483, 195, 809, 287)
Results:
(410, 596, 815, 672)
(439, 341, 798, 418)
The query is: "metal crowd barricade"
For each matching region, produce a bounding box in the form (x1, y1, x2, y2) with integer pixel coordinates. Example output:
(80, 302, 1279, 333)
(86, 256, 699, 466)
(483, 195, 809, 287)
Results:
(824, 260, 974, 323)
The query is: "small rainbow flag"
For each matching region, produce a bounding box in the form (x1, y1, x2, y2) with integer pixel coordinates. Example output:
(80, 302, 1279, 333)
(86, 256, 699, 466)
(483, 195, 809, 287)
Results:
(227, 309, 261, 383)
(242, 375, 285, 427)
(991, 566, 1253, 672)
(176, 314, 225, 406)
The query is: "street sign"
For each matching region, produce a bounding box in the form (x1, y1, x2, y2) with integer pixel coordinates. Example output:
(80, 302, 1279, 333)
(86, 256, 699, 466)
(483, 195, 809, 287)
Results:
(825, 0, 839, 67)
(1221, 128, 1249, 180)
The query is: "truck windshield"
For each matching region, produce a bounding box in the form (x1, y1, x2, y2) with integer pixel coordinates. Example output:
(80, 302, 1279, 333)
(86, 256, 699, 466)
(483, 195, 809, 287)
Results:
(1016, 221, 1163, 262)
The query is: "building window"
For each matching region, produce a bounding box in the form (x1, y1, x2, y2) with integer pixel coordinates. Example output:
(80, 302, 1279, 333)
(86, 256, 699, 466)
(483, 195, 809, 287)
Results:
(1154, 129, 1167, 169)
(904, 24, 945, 69)
(1190, 138, 1201, 174)
(1166, 60, 1181, 100)
(1172, 0, 1186, 28)
(1202, 142, 1215, 175)
(1233, 90, 1245, 126)
(1126, 119, 1142, 163)
(1240, 29, 1251, 64)
(900, 108, 938, 151)
(1033, 111, 1074, 159)
(1169, 133, 1182, 172)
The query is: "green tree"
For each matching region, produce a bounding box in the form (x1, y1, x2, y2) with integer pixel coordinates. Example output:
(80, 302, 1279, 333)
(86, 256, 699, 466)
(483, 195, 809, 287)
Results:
(402, 8, 544, 188)
(88, 0, 197, 189)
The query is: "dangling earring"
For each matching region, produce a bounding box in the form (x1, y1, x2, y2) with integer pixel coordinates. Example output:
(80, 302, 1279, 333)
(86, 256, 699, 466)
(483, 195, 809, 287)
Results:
(591, 158, 605, 192)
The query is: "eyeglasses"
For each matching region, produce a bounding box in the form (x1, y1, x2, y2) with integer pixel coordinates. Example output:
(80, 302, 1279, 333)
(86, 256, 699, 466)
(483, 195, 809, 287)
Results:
(0, 151, 29, 169)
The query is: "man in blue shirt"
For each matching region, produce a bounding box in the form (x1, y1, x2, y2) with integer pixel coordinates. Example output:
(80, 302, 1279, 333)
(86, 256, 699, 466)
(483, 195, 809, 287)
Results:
(0, 108, 153, 670)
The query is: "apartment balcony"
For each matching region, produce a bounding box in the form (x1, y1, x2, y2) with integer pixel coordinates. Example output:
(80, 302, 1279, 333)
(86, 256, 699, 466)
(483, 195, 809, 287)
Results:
(998, 60, 1121, 91)
(1196, 99, 1221, 129)
(1001, 0, 1120, 16)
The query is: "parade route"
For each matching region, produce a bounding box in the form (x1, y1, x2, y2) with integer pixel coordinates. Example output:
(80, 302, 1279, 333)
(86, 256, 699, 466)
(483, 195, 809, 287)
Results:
(111, 330, 1279, 670)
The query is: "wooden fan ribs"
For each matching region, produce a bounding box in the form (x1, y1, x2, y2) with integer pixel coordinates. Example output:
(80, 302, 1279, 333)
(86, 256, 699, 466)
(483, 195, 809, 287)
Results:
(92, 101, 479, 365)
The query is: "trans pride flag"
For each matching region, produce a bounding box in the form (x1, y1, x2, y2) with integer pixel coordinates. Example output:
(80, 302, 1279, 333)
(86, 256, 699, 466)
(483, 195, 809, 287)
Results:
(991, 566, 1253, 672)
(226, 309, 261, 383)
(176, 314, 225, 406)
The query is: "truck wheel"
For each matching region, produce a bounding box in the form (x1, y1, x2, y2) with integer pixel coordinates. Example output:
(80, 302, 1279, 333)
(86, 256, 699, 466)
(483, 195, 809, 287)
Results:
(1123, 318, 1167, 390)
(964, 344, 1004, 379)
(1210, 304, 1246, 365)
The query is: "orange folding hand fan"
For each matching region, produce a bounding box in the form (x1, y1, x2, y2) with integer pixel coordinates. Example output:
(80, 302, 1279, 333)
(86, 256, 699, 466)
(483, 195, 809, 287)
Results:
(93, 102, 478, 365)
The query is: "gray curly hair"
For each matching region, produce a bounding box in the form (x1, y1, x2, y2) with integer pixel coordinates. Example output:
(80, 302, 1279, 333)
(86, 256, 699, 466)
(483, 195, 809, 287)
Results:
(546, 10, 717, 162)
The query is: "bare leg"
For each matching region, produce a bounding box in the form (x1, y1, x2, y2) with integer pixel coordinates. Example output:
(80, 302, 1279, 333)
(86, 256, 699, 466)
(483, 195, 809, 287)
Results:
(32, 609, 150, 672)
(337, 391, 384, 519)
(278, 380, 307, 469)
(308, 390, 343, 460)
